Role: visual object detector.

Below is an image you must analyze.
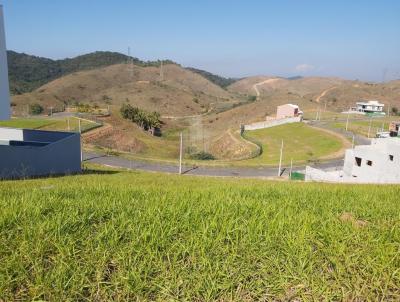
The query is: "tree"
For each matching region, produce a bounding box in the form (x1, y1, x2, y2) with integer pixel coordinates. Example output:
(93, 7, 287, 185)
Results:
(29, 103, 44, 115)
(391, 106, 398, 116)
(120, 104, 161, 134)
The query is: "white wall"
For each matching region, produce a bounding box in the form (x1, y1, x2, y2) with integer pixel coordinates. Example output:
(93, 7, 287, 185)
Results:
(0, 6, 10, 121)
(0, 127, 24, 141)
(244, 116, 302, 131)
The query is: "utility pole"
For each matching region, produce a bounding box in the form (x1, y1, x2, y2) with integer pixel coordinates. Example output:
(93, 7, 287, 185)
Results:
(128, 46, 133, 80)
(289, 158, 293, 179)
(352, 135, 355, 149)
(67, 117, 70, 131)
(160, 61, 164, 81)
(78, 119, 82, 133)
(179, 132, 183, 174)
(345, 111, 350, 131)
(367, 117, 372, 138)
(278, 140, 283, 177)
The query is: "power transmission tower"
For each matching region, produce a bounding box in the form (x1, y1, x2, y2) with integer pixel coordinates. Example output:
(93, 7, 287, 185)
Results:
(127, 47, 134, 80)
(160, 61, 164, 81)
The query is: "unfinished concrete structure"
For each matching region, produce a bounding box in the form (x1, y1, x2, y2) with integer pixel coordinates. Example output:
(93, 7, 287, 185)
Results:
(306, 138, 400, 183)
(0, 5, 81, 178)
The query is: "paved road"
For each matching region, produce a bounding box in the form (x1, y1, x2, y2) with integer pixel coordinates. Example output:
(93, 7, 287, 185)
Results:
(308, 120, 371, 146)
(83, 152, 344, 177)
(83, 118, 375, 177)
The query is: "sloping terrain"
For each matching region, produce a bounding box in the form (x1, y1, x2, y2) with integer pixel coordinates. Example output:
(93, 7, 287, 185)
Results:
(12, 63, 237, 117)
(1, 169, 399, 300)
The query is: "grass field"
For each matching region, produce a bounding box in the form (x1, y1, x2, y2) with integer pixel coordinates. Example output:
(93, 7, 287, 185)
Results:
(240, 123, 344, 165)
(0, 117, 100, 133)
(331, 117, 400, 137)
(0, 167, 398, 301)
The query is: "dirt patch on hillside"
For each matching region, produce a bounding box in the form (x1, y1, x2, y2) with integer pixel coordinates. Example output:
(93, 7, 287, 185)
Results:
(210, 129, 259, 160)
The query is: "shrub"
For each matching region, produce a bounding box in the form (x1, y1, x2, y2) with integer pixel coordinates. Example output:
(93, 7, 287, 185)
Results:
(248, 95, 257, 102)
(189, 151, 215, 160)
(120, 104, 161, 132)
(29, 103, 44, 115)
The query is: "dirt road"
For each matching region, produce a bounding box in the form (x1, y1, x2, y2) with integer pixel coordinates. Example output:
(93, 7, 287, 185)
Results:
(252, 78, 281, 99)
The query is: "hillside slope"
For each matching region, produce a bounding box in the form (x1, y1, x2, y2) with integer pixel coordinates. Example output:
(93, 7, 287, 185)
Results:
(12, 63, 237, 116)
(7, 51, 133, 94)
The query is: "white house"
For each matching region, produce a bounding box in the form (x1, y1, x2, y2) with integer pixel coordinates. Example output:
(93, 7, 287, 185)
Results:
(355, 100, 385, 115)
(0, 5, 81, 179)
(306, 138, 400, 183)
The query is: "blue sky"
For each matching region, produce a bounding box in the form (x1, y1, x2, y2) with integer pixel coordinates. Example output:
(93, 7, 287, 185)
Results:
(1, 0, 400, 81)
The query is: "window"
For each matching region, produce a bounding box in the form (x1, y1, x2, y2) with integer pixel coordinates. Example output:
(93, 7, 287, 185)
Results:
(355, 157, 362, 167)
(366, 160, 373, 166)
(389, 155, 394, 161)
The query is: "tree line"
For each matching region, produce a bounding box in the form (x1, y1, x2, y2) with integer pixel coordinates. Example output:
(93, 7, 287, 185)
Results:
(120, 104, 161, 132)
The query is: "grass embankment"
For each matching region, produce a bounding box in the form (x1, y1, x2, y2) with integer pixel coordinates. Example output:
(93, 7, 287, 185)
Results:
(0, 168, 399, 301)
(240, 123, 343, 165)
(0, 117, 100, 133)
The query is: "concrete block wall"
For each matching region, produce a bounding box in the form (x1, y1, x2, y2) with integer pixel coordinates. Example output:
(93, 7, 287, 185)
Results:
(243, 116, 302, 131)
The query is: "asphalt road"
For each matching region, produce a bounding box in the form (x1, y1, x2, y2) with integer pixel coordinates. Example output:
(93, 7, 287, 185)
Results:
(83, 152, 344, 178)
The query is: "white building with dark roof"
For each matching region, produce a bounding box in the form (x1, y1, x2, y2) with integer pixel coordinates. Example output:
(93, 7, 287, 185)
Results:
(355, 100, 385, 115)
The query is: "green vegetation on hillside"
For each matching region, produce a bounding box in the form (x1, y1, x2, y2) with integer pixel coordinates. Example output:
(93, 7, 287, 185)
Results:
(120, 104, 161, 132)
(242, 123, 344, 165)
(0, 168, 398, 300)
(8, 51, 177, 95)
(186, 67, 239, 88)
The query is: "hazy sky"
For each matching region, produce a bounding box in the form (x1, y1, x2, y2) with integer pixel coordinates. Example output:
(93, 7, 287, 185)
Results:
(1, 0, 400, 81)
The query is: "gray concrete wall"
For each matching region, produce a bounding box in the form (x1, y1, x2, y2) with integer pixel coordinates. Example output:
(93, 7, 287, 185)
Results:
(0, 132, 81, 178)
(0, 6, 10, 120)
(244, 116, 302, 131)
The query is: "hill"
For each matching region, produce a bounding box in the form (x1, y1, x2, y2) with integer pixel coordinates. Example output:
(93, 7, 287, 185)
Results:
(7, 51, 176, 95)
(185, 67, 239, 88)
(0, 167, 398, 300)
(11, 62, 238, 117)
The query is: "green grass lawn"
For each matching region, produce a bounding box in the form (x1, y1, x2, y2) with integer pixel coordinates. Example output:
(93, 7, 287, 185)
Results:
(0, 117, 100, 133)
(240, 123, 344, 166)
(0, 168, 398, 300)
(331, 117, 400, 137)
(0, 118, 56, 129)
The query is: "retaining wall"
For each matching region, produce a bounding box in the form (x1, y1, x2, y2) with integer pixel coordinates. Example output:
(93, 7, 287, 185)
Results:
(243, 116, 302, 131)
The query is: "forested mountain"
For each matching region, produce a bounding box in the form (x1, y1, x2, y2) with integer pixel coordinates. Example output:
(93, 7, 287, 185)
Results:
(186, 67, 239, 88)
(7, 51, 176, 95)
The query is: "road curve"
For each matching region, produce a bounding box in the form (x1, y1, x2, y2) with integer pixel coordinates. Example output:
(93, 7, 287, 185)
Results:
(83, 151, 344, 178)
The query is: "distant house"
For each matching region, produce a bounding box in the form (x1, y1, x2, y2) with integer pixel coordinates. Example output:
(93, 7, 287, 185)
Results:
(355, 100, 385, 115)
(306, 138, 400, 183)
(276, 104, 303, 119)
